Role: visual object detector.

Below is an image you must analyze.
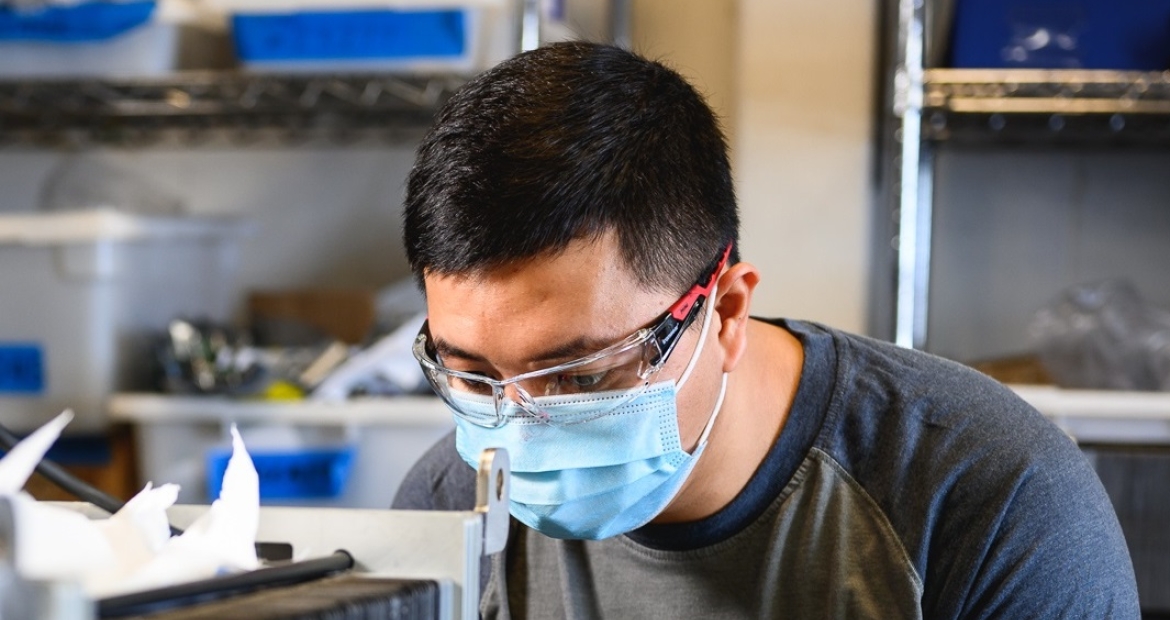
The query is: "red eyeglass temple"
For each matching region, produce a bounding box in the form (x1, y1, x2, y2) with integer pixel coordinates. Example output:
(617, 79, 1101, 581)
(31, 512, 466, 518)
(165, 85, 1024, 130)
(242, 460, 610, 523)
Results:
(668, 243, 733, 321)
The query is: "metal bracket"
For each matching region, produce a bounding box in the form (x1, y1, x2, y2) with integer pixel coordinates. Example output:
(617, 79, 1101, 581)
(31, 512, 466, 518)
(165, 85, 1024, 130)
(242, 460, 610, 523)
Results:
(475, 448, 510, 556)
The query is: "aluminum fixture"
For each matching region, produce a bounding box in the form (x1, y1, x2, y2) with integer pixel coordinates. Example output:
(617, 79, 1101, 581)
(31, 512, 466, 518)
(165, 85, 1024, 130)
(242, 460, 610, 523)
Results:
(891, 0, 933, 349)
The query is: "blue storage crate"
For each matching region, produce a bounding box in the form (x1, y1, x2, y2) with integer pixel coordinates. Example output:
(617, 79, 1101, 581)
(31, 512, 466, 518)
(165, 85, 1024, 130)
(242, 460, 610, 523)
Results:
(950, 0, 1170, 70)
(206, 445, 356, 501)
(0, 1, 155, 42)
(231, 8, 467, 63)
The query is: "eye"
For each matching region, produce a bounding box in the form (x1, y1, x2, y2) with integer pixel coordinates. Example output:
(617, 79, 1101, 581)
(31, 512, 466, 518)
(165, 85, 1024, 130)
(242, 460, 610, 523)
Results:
(555, 371, 609, 392)
(448, 374, 495, 396)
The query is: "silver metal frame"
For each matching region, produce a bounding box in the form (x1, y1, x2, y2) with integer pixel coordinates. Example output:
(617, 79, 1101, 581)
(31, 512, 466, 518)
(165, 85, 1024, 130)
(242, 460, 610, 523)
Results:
(879, 0, 1170, 349)
(892, 0, 932, 349)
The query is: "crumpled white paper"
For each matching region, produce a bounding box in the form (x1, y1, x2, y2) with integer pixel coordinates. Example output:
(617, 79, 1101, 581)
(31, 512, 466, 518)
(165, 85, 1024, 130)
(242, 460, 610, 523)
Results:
(0, 411, 260, 598)
(100, 426, 260, 597)
(1, 411, 116, 584)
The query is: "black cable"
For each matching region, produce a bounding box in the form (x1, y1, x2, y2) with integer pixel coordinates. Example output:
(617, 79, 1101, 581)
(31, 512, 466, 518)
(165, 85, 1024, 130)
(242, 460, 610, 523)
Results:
(0, 422, 306, 557)
(0, 422, 126, 514)
(96, 549, 355, 618)
(0, 421, 185, 536)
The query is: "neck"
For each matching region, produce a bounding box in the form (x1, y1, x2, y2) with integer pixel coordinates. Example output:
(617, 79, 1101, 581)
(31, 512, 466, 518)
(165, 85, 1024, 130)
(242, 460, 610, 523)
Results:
(654, 319, 804, 523)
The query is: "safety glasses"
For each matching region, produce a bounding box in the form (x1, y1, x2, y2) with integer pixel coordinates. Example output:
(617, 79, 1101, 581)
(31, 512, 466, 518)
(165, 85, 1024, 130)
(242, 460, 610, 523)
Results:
(413, 244, 732, 427)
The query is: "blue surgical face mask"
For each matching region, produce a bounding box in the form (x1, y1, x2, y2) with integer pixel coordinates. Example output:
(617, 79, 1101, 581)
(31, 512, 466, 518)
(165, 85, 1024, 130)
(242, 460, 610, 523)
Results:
(452, 286, 727, 540)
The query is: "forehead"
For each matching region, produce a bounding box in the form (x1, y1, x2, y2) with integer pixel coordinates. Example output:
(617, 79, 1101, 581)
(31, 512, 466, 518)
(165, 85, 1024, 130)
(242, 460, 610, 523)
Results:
(423, 235, 672, 365)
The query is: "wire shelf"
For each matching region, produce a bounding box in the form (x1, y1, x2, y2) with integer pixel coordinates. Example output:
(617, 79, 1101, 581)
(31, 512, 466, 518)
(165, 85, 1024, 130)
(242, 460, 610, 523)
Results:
(0, 72, 468, 147)
(923, 69, 1170, 143)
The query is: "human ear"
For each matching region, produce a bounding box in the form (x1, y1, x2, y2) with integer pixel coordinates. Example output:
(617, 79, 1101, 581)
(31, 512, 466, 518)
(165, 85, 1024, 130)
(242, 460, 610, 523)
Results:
(713, 262, 760, 373)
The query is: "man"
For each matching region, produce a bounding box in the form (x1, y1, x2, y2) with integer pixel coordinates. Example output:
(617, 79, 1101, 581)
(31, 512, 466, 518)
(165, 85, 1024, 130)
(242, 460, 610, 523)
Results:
(394, 42, 1139, 618)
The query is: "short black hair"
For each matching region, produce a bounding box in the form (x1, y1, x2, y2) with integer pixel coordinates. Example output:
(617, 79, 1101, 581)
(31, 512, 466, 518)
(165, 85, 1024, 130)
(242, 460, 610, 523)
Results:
(403, 41, 739, 294)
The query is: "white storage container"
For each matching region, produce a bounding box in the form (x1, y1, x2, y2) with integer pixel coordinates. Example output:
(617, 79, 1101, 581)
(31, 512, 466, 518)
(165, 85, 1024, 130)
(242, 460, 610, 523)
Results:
(0, 209, 241, 431)
(0, 0, 231, 78)
(107, 394, 454, 508)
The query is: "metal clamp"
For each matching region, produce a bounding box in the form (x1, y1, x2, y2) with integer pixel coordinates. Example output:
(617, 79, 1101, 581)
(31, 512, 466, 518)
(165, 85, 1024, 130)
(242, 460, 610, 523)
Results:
(475, 448, 510, 556)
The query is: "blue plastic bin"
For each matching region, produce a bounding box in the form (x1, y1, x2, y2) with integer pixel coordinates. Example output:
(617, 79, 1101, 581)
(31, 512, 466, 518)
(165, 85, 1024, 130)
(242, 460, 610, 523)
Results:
(0, 1, 155, 42)
(231, 8, 467, 63)
(206, 446, 356, 501)
(950, 0, 1170, 70)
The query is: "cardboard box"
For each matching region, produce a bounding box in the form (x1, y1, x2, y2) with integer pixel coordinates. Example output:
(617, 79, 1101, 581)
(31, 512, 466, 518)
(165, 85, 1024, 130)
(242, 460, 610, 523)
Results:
(249, 289, 376, 346)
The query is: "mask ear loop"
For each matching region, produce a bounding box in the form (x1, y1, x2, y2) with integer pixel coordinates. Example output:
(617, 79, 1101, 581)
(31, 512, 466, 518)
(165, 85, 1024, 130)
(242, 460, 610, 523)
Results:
(676, 281, 719, 390)
(674, 280, 728, 453)
(694, 373, 728, 449)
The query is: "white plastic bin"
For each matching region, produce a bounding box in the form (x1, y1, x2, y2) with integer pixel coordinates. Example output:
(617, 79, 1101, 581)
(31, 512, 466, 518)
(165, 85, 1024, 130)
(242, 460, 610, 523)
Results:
(0, 209, 241, 431)
(0, 0, 230, 78)
(107, 394, 455, 508)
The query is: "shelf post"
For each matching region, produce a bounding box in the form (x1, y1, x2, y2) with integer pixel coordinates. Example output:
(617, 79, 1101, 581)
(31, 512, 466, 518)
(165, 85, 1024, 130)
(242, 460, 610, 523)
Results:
(520, 0, 541, 52)
(892, 0, 933, 349)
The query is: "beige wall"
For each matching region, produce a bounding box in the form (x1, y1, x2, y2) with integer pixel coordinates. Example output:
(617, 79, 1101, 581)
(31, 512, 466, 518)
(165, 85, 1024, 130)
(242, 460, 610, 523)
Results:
(633, 0, 876, 333)
(630, 0, 738, 137)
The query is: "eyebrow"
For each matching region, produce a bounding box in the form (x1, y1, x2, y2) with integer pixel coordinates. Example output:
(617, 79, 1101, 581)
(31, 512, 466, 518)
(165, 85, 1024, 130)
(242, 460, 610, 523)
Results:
(433, 335, 621, 367)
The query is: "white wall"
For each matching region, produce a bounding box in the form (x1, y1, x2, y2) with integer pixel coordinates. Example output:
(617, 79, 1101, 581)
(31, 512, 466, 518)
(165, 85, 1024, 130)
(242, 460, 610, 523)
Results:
(631, 0, 738, 138)
(631, 0, 876, 333)
(733, 0, 875, 332)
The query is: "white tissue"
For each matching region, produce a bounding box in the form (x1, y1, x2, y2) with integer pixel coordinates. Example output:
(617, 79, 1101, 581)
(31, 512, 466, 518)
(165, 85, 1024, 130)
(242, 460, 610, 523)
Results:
(0, 411, 116, 582)
(83, 482, 180, 597)
(0, 410, 74, 495)
(93, 425, 260, 597)
(12, 494, 117, 583)
(0, 413, 261, 598)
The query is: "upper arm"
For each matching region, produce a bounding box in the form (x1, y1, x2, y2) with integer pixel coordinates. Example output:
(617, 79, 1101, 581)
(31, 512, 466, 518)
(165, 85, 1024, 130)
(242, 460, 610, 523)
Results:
(934, 433, 1140, 619)
(392, 430, 478, 511)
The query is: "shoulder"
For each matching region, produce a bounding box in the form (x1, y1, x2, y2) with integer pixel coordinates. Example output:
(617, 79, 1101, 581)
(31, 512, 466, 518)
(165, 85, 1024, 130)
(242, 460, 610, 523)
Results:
(391, 430, 477, 511)
(802, 319, 1098, 516)
(784, 321, 1139, 616)
(802, 320, 1058, 453)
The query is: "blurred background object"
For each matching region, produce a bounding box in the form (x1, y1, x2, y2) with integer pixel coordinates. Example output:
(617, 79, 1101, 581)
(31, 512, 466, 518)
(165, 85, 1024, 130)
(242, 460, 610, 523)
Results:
(1030, 280, 1170, 392)
(40, 154, 187, 216)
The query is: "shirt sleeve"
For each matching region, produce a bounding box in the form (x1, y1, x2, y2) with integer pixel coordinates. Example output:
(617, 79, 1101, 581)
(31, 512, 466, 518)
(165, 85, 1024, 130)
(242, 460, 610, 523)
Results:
(931, 424, 1141, 619)
(391, 430, 478, 512)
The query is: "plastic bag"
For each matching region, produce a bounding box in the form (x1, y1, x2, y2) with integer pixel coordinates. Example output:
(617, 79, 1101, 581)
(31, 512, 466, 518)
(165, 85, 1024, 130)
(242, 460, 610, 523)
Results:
(1028, 280, 1170, 391)
(39, 155, 185, 216)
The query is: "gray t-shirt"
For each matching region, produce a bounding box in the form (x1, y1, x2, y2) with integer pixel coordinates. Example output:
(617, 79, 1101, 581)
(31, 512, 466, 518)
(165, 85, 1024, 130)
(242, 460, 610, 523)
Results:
(394, 319, 1140, 619)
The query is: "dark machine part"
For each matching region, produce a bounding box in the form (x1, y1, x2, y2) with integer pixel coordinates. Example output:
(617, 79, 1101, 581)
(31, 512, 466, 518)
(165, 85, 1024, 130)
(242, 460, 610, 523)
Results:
(0, 425, 129, 520)
(98, 550, 356, 618)
(107, 575, 440, 620)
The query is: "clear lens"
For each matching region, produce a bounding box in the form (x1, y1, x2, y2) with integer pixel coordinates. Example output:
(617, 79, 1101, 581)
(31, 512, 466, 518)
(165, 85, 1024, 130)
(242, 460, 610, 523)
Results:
(413, 330, 666, 426)
(515, 342, 655, 397)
